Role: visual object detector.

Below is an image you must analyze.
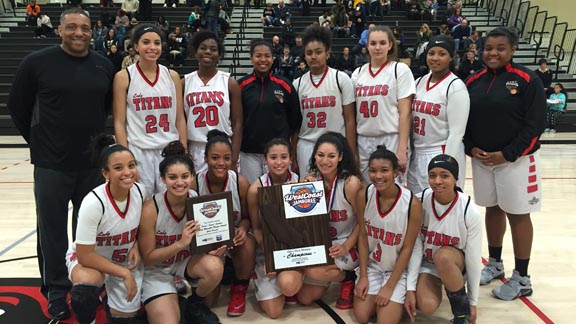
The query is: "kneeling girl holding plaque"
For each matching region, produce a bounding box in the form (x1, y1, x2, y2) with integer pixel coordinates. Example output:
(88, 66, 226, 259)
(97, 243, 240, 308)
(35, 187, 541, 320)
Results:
(353, 145, 422, 324)
(297, 132, 364, 310)
(138, 141, 226, 324)
(247, 138, 302, 318)
(191, 130, 256, 318)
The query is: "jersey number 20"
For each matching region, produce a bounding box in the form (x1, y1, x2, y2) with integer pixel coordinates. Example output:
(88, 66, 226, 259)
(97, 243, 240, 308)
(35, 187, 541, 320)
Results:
(193, 106, 220, 127)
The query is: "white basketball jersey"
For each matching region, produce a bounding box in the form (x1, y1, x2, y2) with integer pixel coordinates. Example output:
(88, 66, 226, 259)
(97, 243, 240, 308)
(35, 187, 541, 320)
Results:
(412, 72, 463, 149)
(196, 170, 241, 226)
(149, 189, 198, 274)
(90, 182, 144, 265)
(258, 171, 299, 187)
(419, 189, 471, 263)
(293, 67, 355, 142)
(364, 184, 412, 272)
(126, 64, 179, 149)
(184, 70, 232, 143)
(351, 61, 416, 136)
(327, 178, 357, 241)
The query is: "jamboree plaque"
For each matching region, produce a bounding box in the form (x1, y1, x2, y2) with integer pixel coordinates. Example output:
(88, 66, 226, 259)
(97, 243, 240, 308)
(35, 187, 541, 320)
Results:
(258, 181, 333, 272)
(186, 192, 235, 254)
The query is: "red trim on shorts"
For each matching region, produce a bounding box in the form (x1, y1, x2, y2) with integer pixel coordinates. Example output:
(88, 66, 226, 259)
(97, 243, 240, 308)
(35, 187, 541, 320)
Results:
(528, 175, 537, 183)
(527, 184, 538, 193)
(529, 155, 535, 163)
(529, 165, 536, 173)
(520, 137, 539, 156)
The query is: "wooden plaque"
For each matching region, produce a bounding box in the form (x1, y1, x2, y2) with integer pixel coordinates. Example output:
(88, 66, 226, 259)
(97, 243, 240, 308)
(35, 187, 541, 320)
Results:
(258, 181, 334, 272)
(186, 191, 235, 254)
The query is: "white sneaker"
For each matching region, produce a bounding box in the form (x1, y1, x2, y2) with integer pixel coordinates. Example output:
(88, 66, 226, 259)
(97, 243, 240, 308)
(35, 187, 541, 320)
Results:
(492, 270, 533, 301)
(480, 258, 504, 285)
(544, 128, 550, 133)
(550, 129, 557, 134)
(172, 3, 176, 7)
(163, 3, 167, 6)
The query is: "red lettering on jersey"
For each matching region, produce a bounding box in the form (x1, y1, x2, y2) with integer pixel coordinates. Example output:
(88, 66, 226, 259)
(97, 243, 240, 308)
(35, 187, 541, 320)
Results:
(356, 84, 389, 97)
(412, 100, 442, 116)
(185, 91, 225, 107)
(366, 224, 402, 246)
(301, 96, 336, 109)
(421, 228, 461, 247)
(329, 210, 348, 222)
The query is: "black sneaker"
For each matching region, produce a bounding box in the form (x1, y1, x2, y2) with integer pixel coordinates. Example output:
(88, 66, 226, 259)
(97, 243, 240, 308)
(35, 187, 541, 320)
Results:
(451, 315, 471, 324)
(186, 300, 221, 324)
(48, 298, 71, 320)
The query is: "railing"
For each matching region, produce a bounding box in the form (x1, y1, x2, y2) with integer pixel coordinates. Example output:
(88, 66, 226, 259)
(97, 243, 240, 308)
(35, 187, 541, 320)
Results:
(466, 0, 576, 77)
(229, 3, 249, 77)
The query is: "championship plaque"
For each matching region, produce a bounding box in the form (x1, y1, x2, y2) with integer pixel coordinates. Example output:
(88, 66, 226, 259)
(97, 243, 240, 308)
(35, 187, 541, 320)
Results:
(258, 181, 333, 272)
(186, 192, 234, 254)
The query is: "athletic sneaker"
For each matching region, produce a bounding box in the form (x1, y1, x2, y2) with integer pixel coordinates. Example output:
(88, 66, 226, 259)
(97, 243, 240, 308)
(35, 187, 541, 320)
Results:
(227, 284, 247, 317)
(480, 258, 505, 285)
(335, 280, 355, 310)
(284, 295, 298, 305)
(186, 299, 221, 324)
(451, 315, 471, 324)
(492, 270, 533, 301)
(544, 128, 550, 133)
(48, 298, 71, 320)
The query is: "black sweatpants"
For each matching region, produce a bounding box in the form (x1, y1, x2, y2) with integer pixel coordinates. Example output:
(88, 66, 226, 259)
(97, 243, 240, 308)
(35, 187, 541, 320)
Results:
(34, 166, 103, 302)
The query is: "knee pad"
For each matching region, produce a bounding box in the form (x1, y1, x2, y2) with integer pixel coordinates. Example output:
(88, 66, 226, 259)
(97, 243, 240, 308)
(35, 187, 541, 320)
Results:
(71, 284, 101, 324)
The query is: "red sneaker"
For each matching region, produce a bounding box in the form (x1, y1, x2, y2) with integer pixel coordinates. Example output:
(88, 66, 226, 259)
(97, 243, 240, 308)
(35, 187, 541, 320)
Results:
(336, 280, 355, 310)
(227, 284, 247, 317)
(284, 295, 298, 305)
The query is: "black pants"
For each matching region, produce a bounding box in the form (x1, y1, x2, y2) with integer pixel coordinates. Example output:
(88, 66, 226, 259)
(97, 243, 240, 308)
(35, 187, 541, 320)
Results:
(546, 109, 563, 129)
(35, 25, 53, 37)
(34, 166, 103, 302)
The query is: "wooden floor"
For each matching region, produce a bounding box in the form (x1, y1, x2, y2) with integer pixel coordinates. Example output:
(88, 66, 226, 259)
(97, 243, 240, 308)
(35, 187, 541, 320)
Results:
(1, 135, 574, 324)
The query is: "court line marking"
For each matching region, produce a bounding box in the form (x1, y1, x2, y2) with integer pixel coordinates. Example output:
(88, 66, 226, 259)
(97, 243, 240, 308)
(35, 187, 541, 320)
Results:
(0, 229, 36, 257)
(0, 159, 30, 171)
(481, 258, 554, 324)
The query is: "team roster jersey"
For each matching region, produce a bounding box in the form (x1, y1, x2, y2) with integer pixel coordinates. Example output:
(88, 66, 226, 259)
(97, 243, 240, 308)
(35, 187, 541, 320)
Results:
(351, 61, 416, 136)
(412, 72, 466, 149)
(76, 182, 144, 265)
(126, 64, 179, 149)
(184, 70, 232, 143)
(364, 184, 412, 272)
(149, 189, 199, 274)
(196, 170, 241, 226)
(327, 178, 357, 241)
(293, 67, 355, 142)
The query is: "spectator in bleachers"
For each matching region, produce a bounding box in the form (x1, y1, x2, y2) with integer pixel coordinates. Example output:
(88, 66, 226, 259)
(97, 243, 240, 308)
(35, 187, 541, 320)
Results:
(319, 11, 333, 29)
(206, 0, 221, 36)
(164, 0, 177, 8)
(351, 23, 373, 55)
(294, 61, 309, 78)
(34, 13, 53, 38)
(25, 0, 40, 26)
(437, 23, 451, 36)
(168, 26, 188, 66)
(100, 0, 114, 8)
(406, 0, 422, 20)
(107, 44, 124, 72)
(121, 46, 140, 69)
(351, 6, 366, 38)
(189, 7, 202, 30)
(333, 6, 350, 38)
(545, 83, 567, 133)
(274, 0, 291, 26)
(113, 21, 127, 51)
(416, 23, 433, 49)
(279, 45, 295, 79)
(282, 19, 296, 48)
(463, 29, 483, 58)
(272, 35, 283, 56)
(330, 0, 345, 16)
(458, 50, 483, 80)
(103, 28, 119, 55)
(451, 19, 471, 51)
(392, 26, 405, 54)
(155, 15, 170, 37)
(122, 0, 139, 19)
(261, 3, 276, 27)
(447, 7, 463, 29)
(115, 9, 130, 27)
(93, 20, 108, 53)
(336, 47, 355, 76)
(430, 0, 439, 20)
(444, 0, 461, 19)
(291, 35, 304, 62)
(381, 0, 391, 15)
(535, 58, 553, 94)
(354, 45, 368, 67)
(219, 4, 232, 34)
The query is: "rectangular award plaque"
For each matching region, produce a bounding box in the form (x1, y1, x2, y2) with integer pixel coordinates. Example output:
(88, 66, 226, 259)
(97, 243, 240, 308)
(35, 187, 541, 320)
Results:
(186, 191, 234, 254)
(258, 181, 333, 272)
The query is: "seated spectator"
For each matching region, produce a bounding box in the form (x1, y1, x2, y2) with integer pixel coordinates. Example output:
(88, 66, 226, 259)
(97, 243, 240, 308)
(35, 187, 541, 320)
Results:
(115, 9, 130, 27)
(103, 28, 119, 55)
(451, 19, 471, 51)
(392, 26, 405, 53)
(272, 35, 283, 56)
(319, 11, 332, 29)
(438, 23, 451, 36)
(155, 15, 170, 36)
(107, 44, 124, 72)
(354, 46, 368, 68)
(273, 0, 291, 26)
(122, 46, 140, 69)
(416, 23, 432, 49)
(458, 50, 483, 80)
(447, 7, 464, 29)
(93, 20, 108, 53)
(294, 61, 309, 78)
(26, 0, 40, 26)
(279, 45, 294, 80)
(122, 0, 139, 19)
(330, 0, 345, 16)
(406, 0, 421, 20)
(261, 3, 275, 27)
(535, 58, 553, 94)
(332, 7, 350, 38)
(168, 29, 187, 67)
(113, 22, 127, 51)
(188, 6, 202, 31)
(545, 83, 567, 133)
(381, 0, 391, 15)
(463, 29, 483, 58)
(219, 4, 232, 34)
(430, 0, 439, 20)
(336, 47, 355, 76)
(282, 19, 295, 48)
(351, 6, 366, 38)
(34, 13, 52, 38)
(352, 23, 373, 55)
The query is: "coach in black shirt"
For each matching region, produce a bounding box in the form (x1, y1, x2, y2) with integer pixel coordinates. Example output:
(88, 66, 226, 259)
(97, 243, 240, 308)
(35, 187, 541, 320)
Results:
(8, 8, 115, 320)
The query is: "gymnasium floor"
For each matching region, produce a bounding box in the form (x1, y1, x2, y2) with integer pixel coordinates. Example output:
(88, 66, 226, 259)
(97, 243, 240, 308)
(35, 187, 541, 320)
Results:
(0, 135, 574, 324)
